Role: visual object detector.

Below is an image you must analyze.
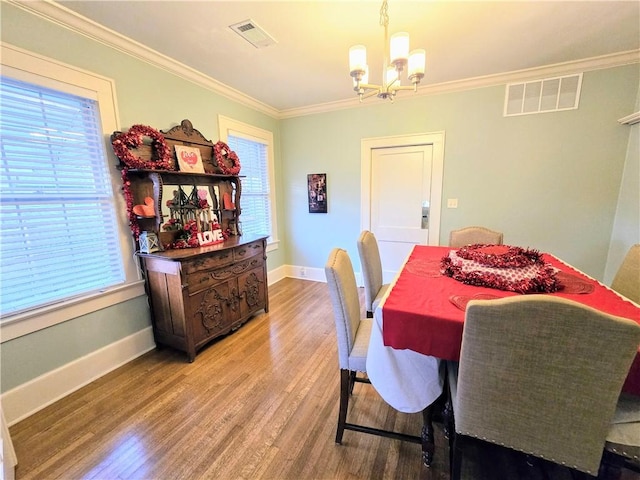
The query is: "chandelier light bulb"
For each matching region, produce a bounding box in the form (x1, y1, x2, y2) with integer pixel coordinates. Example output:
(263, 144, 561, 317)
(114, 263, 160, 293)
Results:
(408, 49, 426, 83)
(349, 45, 367, 76)
(390, 32, 410, 67)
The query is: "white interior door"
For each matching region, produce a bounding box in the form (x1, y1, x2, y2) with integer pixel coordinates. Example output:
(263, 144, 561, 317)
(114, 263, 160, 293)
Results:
(361, 133, 444, 282)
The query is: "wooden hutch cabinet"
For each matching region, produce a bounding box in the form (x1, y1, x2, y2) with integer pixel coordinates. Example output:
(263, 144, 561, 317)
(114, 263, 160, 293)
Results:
(138, 234, 268, 362)
(113, 119, 269, 361)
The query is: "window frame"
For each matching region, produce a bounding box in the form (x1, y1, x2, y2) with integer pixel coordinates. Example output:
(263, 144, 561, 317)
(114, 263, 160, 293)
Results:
(0, 43, 144, 342)
(217, 115, 279, 252)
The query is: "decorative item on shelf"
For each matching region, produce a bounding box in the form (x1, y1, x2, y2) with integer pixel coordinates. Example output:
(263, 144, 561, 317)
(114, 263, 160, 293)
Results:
(162, 218, 182, 231)
(213, 141, 241, 175)
(139, 231, 160, 253)
(120, 169, 141, 240)
(223, 192, 235, 210)
(111, 125, 173, 171)
(132, 196, 156, 218)
(112, 124, 174, 240)
(348, 0, 426, 102)
(165, 219, 200, 249)
(175, 145, 205, 173)
(197, 214, 225, 246)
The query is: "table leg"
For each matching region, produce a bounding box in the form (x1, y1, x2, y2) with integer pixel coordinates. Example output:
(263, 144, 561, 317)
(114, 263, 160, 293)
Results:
(421, 405, 435, 466)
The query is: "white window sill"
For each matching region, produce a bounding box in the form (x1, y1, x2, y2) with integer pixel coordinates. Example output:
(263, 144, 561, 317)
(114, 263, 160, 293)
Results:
(0, 281, 147, 342)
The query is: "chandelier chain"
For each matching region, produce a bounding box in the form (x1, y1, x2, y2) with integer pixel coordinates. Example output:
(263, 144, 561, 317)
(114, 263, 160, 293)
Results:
(379, 0, 389, 27)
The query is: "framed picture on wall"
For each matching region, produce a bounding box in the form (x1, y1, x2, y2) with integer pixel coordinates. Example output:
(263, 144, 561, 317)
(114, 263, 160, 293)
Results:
(175, 145, 205, 173)
(308, 173, 327, 213)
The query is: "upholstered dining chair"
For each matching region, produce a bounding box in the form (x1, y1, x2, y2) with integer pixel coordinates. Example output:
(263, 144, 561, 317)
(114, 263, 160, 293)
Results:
(611, 244, 640, 304)
(448, 226, 503, 248)
(324, 248, 422, 447)
(357, 230, 390, 318)
(449, 296, 640, 479)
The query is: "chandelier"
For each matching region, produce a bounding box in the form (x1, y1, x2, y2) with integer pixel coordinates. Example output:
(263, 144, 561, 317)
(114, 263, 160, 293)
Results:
(349, 0, 425, 102)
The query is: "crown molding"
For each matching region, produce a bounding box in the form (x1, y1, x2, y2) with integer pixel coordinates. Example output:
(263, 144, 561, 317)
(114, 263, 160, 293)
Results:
(618, 111, 640, 125)
(9, 1, 640, 121)
(280, 49, 640, 119)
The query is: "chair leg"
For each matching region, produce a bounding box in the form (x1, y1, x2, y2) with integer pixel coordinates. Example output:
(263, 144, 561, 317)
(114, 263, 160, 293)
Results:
(451, 433, 464, 480)
(598, 450, 624, 480)
(349, 370, 356, 394)
(336, 369, 350, 444)
(421, 405, 435, 466)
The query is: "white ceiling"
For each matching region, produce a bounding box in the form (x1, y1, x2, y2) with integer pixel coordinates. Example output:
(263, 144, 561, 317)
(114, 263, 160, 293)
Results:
(56, 1, 639, 113)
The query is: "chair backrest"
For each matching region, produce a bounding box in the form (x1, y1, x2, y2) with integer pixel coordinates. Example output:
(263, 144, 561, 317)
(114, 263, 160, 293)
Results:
(611, 244, 640, 304)
(455, 296, 640, 475)
(357, 230, 384, 312)
(325, 248, 363, 370)
(449, 226, 503, 248)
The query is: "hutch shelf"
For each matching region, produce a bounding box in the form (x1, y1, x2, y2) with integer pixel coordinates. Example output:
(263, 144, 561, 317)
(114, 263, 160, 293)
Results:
(113, 119, 269, 361)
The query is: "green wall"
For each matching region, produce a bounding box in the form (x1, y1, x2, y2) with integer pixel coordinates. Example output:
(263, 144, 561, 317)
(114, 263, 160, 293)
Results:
(0, 3, 284, 393)
(604, 89, 640, 284)
(1, 2, 638, 397)
(281, 67, 639, 280)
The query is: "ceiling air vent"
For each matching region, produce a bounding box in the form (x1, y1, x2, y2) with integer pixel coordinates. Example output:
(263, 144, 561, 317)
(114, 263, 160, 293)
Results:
(504, 73, 582, 117)
(229, 19, 277, 49)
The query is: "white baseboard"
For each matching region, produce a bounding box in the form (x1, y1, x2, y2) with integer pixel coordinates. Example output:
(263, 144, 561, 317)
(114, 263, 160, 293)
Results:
(267, 265, 287, 285)
(2, 327, 155, 426)
(287, 264, 363, 285)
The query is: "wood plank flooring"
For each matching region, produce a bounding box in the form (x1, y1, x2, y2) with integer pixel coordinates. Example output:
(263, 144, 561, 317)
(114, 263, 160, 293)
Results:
(10, 278, 448, 480)
(11, 278, 637, 480)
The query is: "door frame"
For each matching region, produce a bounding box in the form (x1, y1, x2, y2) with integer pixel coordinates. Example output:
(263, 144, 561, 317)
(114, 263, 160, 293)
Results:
(360, 132, 445, 246)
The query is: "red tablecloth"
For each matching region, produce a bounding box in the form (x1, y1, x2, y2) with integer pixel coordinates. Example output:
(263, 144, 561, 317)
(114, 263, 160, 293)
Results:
(382, 245, 640, 395)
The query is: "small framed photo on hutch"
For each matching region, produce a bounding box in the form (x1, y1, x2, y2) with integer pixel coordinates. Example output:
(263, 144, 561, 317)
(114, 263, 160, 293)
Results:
(307, 173, 327, 213)
(175, 145, 205, 173)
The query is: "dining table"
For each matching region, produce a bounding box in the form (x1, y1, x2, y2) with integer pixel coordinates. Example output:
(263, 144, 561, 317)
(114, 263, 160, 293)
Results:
(366, 244, 640, 463)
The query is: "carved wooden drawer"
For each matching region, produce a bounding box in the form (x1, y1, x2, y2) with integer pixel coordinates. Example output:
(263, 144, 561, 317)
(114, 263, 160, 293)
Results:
(183, 249, 234, 275)
(138, 235, 269, 362)
(185, 256, 263, 296)
(234, 239, 264, 262)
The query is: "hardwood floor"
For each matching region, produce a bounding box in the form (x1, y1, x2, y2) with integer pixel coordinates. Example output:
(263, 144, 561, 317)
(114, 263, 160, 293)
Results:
(12, 278, 637, 480)
(10, 278, 448, 480)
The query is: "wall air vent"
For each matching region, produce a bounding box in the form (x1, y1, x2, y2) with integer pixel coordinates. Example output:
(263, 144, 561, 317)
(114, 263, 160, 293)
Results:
(504, 73, 582, 117)
(229, 19, 277, 49)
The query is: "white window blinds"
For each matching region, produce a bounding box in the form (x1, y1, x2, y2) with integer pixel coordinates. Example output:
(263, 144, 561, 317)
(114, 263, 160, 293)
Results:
(227, 134, 272, 240)
(0, 77, 125, 318)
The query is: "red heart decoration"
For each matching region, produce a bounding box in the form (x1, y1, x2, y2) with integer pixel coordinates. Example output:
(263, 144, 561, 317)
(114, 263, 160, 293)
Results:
(180, 150, 198, 166)
(133, 196, 155, 217)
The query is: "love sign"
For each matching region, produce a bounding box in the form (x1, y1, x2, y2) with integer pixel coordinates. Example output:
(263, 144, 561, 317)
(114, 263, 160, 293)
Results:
(197, 229, 225, 246)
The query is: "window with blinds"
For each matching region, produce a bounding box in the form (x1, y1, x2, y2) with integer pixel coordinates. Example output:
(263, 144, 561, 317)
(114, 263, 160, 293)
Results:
(0, 77, 125, 318)
(227, 135, 272, 240)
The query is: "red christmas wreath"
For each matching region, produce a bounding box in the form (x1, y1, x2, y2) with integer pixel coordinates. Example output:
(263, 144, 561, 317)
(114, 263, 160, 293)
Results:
(213, 141, 241, 175)
(112, 124, 173, 170)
